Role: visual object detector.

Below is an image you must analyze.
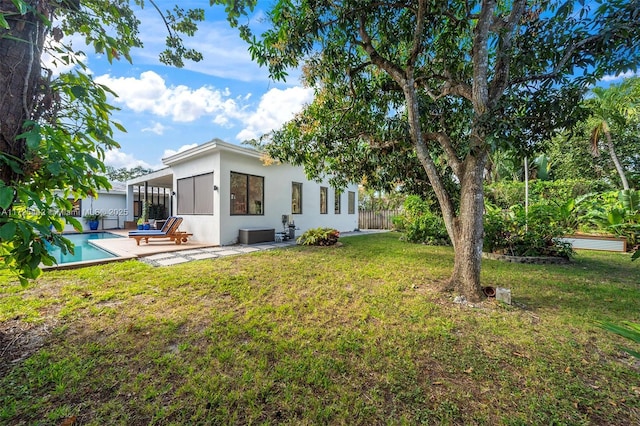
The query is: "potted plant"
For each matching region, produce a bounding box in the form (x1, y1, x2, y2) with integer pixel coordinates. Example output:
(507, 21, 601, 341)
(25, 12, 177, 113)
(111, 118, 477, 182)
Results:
(84, 212, 105, 231)
(138, 201, 150, 230)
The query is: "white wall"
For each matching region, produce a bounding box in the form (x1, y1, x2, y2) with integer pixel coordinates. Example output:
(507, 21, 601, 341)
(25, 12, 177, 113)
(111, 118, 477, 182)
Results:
(168, 146, 358, 245)
(62, 192, 127, 232)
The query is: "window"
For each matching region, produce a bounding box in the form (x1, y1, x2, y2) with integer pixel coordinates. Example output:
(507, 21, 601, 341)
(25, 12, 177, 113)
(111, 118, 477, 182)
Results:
(320, 187, 328, 214)
(68, 199, 81, 217)
(334, 189, 341, 214)
(348, 191, 356, 214)
(292, 182, 302, 214)
(177, 172, 214, 215)
(231, 172, 264, 215)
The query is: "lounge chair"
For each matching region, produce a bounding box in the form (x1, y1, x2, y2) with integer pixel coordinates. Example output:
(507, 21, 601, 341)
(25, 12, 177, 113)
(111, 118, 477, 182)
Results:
(128, 216, 177, 235)
(128, 217, 192, 246)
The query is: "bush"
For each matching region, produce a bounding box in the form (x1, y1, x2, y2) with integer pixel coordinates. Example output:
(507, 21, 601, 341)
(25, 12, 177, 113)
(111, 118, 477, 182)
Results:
(578, 190, 640, 249)
(396, 195, 450, 245)
(483, 203, 574, 259)
(297, 227, 340, 246)
(485, 178, 613, 209)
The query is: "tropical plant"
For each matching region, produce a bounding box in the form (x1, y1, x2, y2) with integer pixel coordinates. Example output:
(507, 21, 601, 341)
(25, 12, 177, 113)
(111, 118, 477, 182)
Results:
(83, 212, 105, 223)
(217, 0, 640, 301)
(579, 190, 640, 249)
(0, 0, 205, 284)
(483, 203, 575, 259)
(599, 321, 640, 359)
(297, 227, 340, 246)
(394, 195, 449, 245)
(586, 77, 640, 190)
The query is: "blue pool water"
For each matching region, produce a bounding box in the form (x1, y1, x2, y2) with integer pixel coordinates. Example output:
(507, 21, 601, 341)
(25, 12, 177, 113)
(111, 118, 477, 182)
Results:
(49, 232, 123, 264)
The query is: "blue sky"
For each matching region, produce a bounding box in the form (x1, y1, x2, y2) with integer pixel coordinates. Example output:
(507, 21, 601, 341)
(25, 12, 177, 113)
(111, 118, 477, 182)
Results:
(47, 1, 635, 172)
(50, 1, 314, 170)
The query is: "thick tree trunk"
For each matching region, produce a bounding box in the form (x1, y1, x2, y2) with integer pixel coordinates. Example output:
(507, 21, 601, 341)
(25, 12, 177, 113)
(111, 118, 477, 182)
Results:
(0, 0, 49, 184)
(603, 124, 630, 190)
(448, 151, 487, 302)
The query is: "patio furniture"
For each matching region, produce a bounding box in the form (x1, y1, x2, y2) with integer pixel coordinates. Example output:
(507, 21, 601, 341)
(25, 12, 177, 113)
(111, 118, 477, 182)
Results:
(128, 217, 192, 245)
(128, 217, 177, 235)
(238, 228, 275, 244)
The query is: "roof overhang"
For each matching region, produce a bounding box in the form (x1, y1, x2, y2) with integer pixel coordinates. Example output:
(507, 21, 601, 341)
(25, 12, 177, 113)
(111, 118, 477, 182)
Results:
(127, 167, 173, 188)
(162, 138, 262, 166)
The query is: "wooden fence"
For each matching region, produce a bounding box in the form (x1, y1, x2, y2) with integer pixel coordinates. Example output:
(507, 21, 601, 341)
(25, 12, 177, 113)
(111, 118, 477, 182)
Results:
(358, 209, 401, 230)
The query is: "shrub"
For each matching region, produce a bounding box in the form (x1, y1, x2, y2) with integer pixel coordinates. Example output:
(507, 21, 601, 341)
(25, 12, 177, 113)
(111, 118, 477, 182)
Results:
(395, 195, 450, 245)
(485, 178, 613, 209)
(297, 227, 340, 246)
(483, 203, 574, 259)
(578, 190, 640, 249)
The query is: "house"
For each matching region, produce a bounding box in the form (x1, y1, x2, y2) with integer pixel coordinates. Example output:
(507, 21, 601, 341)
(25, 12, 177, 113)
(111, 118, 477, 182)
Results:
(58, 181, 127, 232)
(125, 139, 359, 246)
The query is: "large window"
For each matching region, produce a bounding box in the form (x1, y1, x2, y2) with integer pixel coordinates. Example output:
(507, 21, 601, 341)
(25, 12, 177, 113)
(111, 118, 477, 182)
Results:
(231, 172, 264, 215)
(334, 189, 341, 214)
(292, 182, 302, 214)
(177, 173, 214, 215)
(320, 187, 328, 214)
(348, 191, 356, 214)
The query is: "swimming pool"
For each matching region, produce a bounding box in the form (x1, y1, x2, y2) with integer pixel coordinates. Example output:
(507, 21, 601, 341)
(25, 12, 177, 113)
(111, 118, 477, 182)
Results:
(49, 232, 123, 264)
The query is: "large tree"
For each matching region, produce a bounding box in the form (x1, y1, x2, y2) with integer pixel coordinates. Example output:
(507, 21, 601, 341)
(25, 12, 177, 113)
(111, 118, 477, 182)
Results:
(0, 0, 203, 283)
(217, 0, 640, 300)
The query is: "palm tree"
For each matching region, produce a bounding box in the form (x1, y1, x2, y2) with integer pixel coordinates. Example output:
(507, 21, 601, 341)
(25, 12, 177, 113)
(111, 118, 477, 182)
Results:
(587, 77, 639, 190)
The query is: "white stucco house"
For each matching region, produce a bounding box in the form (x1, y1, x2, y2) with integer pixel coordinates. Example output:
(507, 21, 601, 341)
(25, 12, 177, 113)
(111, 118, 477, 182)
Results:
(58, 182, 127, 232)
(125, 139, 359, 246)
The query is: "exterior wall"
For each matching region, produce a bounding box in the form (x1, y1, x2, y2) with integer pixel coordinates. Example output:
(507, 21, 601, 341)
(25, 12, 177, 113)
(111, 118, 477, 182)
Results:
(169, 150, 222, 245)
(167, 144, 358, 246)
(62, 192, 127, 232)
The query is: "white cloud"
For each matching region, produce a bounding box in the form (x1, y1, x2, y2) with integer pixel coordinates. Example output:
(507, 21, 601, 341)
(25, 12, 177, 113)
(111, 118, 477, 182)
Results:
(601, 70, 638, 82)
(235, 86, 314, 141)
(42, 37, 88, 77)
(104, 149, 156, 170)
(142, 122, 168, 135)
(95, 71, 244, 123)
(162, 143, 199, 159)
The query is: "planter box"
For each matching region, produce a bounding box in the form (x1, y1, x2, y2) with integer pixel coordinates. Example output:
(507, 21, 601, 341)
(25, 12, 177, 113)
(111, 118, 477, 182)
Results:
(239, 228, 275, 245)
(560, 234, 627, 252)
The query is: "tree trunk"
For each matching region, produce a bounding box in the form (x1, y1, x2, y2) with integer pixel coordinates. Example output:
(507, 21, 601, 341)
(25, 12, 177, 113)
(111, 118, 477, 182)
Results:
(0, 0, 49, 184)
(448, 150, 487, 302)
(603, 123, 630, 190)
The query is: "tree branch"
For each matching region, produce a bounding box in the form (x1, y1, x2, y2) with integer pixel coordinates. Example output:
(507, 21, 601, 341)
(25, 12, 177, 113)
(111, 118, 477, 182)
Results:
(424, 131, 463, 176)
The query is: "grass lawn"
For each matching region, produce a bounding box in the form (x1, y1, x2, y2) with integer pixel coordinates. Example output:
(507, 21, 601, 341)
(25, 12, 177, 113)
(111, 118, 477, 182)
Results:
(1, 232, 639, 425)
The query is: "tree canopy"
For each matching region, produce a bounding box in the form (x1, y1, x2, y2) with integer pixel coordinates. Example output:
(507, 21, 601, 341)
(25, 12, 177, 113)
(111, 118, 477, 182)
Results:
(219, 0, 640, 300)
(0, 0, 204, 283)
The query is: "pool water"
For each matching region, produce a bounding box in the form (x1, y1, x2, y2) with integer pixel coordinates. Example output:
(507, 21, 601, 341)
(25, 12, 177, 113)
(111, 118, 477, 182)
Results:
(49, 232, 122, 264)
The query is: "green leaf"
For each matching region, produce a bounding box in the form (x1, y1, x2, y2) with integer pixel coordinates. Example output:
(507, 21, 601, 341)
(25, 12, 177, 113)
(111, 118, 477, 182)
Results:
(25, 129, 41, 150)
(0, 222, 17, 241)
(0, 186, 15, 210)
(11, 0, 28, 15)
(0, 13, 9, 30)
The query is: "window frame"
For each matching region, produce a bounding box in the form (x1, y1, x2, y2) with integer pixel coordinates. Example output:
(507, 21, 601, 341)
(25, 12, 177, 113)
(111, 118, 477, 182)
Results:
(348, 191, 356, 214)
(320, 186, 328, 214)
(230, 171, 264, 216)
(334, 189, 341, 214)
(177, 172, 214, 215)
(292, 182, 303, 214)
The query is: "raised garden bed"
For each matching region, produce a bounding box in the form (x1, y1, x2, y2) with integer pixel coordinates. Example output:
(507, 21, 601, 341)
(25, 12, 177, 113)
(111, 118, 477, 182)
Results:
(559, 234, 627, 252)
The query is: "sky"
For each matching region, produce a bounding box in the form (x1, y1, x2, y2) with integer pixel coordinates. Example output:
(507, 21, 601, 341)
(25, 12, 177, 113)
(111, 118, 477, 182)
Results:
(53, 1, 314, 171)
(48, 1, 636, 173)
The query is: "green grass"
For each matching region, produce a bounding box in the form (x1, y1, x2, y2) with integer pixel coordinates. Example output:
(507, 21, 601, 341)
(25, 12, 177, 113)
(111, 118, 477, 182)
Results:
(1, 232, 639, 425)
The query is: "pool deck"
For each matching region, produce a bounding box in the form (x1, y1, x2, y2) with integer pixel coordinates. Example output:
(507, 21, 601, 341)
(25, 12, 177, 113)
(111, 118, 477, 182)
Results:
(90, 230, 217, 258)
